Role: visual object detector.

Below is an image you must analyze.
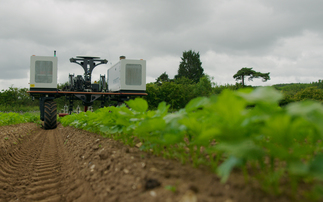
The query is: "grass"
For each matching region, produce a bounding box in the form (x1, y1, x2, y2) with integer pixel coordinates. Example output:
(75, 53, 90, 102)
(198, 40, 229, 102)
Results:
(0, 105, 39, 113)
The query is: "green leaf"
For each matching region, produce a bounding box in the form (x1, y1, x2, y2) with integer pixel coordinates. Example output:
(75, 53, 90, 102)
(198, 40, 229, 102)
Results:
(118, 106, 134, 116)
(287, 100, 323, 117)
(216, 140, 264, 160)
(163, 111, 186, 124)
(261, 114, 294, 148)
(288, 161, 309, 176)
(180, 117, 203, 135)
(115, 117, 130, 126)
(125, 98, 148, 113)
(162, 133, 185, 145)
(136, 118, 166, 134)
(286, 100, 323, 137)
(217, 156, 243, 183)
(185, 97, 209, 112)
(165, 185, 177, 193)
(309, 153, 323, 180)
(194, 128, 221, 146)
(155, 102, 170, 117)
(237, 87, 283, 104)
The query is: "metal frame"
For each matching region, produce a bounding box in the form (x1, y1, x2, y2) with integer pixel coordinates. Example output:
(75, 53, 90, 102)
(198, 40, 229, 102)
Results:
(28, 54, 147, 122)
(69, 56, 108, 90)
(28, 90, 148, 114)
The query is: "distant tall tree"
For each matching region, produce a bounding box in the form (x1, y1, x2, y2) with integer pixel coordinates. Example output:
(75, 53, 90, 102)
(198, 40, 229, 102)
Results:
(155, 72, 170, 84)
(175, 50, 204, 83)
(233, 67, 270, 86)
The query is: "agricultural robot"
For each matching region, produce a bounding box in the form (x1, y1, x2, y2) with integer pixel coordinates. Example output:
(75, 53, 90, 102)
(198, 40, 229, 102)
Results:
(28, 52, 147, 130)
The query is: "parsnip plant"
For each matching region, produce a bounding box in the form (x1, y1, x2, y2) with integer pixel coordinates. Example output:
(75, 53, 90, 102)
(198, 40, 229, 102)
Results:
(60, 87, 323, 198)
(0, 112, 39, 126)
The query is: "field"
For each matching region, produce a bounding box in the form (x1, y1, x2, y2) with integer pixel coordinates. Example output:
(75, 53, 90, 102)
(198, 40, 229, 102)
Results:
(0, 123, 298, 202)
(0, 87, 323, 201)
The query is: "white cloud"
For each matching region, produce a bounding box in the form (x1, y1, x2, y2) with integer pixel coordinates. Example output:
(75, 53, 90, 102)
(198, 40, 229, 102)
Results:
(0, 0, 323, 90)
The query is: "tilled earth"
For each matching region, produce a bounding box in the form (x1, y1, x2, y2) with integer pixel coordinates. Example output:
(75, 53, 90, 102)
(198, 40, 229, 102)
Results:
(0, 123, 299, 202)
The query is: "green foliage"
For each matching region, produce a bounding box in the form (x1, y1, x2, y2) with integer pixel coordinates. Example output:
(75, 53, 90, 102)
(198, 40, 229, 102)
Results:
(174, 76, 194, 85)
(233, 67, 270, 86)
(145, 80, 193, 110)
(165, 185, 177, 193)
(274, 83, 309, 92)
(61, 88, 323, 198)
(275, 81, 323, 105)
(293, 87, 323, 102)
(0, 112, 39, 126)
(155, 72, 170, 85)
(0, 105, 39, 113)
(193, 75, 213, 97)
(0, 86, 39, 112)
(175, 50, 204, 83)
(213, 83, 244, 94)
(145, 75, 213, 110)
(0, 84, 91, 113)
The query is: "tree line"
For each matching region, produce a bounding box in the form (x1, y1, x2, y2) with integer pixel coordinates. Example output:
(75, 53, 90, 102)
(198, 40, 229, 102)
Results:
(0, 86, 38, 112)
(144, 50, 272, 109)
(1, 50, 322, 112)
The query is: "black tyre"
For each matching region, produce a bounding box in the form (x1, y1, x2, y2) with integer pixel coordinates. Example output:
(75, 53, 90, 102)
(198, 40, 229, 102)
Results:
(44, 100, 57, 130)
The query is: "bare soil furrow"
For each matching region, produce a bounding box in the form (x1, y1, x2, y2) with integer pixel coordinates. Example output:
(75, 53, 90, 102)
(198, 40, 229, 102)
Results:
(33, 167, 60, 175)
(0, 164, 15, 175)
(34, 161, 59, 165)
(31, 174, 58, 182)
(7, 155, 21, 163)
(25, 190, 59, 201)
(0, 123, 308, 201)
(0, 124, 98, 201)
(31, 178, 60, 187)
(36, 194, 62, 202)
(32, 171, 58, 178)
(28, 182, 61, 194)
(33, 162, 58, 167)
(6, 158, 20, 167)
(0, 175, 10, 183)
(24, 131, 63, 201)
(34, 162, 60, 168)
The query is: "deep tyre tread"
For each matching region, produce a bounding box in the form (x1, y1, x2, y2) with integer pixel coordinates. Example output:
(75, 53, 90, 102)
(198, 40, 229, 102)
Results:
(44, 100, 57, 130)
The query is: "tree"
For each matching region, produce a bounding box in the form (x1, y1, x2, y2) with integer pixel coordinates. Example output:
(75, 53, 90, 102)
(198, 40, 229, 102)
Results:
(155, 72, 170, 85)
(194, 75, 213, 97)
(233, 67, 270, 86)
(294, 87, 323, 102)
(175, 50, 204, 83)
(0, 86, 34, 108)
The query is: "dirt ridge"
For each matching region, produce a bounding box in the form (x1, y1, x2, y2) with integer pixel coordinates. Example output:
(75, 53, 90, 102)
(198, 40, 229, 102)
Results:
(0, 125, 96, 202)
(0, 123, 304, 202)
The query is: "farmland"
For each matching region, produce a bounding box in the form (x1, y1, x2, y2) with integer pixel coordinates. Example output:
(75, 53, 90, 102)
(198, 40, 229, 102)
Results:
(0, 124, 296, 202)
(0, 87, 322, 201)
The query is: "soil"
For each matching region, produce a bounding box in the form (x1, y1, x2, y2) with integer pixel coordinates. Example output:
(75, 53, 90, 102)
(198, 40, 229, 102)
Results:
(0, 123, 312, 202)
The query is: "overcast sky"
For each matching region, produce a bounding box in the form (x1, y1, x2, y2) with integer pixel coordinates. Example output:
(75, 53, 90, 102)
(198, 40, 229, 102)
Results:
(1, 0, 323, 90)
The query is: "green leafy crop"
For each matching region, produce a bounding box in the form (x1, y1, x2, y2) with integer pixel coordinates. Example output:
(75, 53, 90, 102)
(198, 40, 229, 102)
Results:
(60, 87, 323, 198)
(0, 112, 39, 126)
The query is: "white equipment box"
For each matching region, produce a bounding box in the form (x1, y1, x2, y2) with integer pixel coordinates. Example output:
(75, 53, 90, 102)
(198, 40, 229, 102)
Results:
(30, 56, 58, 90)
(107, 59, 146, 92)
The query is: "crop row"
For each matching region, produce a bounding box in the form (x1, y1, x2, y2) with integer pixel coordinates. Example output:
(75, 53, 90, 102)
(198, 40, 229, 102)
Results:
(60, 87, 323, 200)
(0, 112, 39, 126)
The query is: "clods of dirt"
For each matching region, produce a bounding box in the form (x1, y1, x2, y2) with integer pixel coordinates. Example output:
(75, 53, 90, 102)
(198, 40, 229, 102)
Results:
(145, 179, 161, 190)
(0, 123, 306, 202)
